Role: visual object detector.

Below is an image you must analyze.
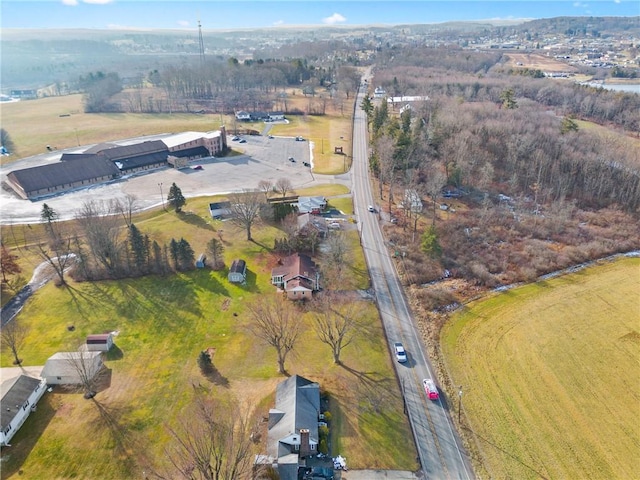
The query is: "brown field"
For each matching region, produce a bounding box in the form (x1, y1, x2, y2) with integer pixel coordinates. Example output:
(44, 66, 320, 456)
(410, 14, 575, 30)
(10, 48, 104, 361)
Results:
(505, 53, 578, 72)
(441, 257, 640, 480)
(0, 88, 353, 169)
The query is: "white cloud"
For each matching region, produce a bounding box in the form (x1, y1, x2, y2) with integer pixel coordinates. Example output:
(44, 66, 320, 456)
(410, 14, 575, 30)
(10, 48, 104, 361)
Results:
(573, 2, 588, 7)
(177, 20, 190, 27)
(322, 13, 346, 25)
(273, 20, 285, 26)
(613, 0, 621, 3)
(61, 0, 78, 5)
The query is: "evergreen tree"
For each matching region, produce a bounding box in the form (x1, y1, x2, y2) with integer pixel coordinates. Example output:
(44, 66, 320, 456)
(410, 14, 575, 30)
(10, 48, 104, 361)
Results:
(169, 238, 180, 270)
(421, 225, 442, 258)
(128, 224, 147, 272)
(361, 95, 374, 124)
(40, 203, 58, 237)
(177, 238, 195, 270)
(167, 182, 186, 212)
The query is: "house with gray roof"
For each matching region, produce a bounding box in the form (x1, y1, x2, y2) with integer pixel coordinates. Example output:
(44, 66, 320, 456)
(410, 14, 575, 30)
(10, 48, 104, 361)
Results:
(1, 374, 47, 446)
(261, 375, 321, 480)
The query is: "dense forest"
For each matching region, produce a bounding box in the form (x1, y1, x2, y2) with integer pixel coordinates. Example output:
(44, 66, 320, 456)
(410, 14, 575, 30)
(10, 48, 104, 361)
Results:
(367, 46, 639, 290)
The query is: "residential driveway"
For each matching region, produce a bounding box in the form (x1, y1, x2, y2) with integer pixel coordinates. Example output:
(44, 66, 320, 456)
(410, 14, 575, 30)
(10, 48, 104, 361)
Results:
(337, 470, 419, 480)
(0, 133, 350, 224)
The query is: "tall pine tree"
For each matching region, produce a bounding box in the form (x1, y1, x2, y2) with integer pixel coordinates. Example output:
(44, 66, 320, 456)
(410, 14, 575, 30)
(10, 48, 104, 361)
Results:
(167, 183, 186, 212)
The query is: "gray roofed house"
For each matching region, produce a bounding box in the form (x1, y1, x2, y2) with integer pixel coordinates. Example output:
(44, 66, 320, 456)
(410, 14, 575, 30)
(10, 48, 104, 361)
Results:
(6, 156, 120, 199)
(1, 374, 47, 446)
(96, 141, 169, 173)
(265, 375, 321, 480)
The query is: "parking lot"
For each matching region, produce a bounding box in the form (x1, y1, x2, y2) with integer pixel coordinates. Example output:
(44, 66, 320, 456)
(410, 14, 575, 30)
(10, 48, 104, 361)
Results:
(0, 133, 347, 224)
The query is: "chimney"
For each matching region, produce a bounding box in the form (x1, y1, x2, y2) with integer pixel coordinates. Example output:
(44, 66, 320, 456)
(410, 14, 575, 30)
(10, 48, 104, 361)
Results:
(299, 429, 311, 458)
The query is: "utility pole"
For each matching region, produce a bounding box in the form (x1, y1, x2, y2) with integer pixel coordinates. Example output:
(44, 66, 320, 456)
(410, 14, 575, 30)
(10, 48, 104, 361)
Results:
(458, 385, 463, 423)
(158, 182, 165, 210)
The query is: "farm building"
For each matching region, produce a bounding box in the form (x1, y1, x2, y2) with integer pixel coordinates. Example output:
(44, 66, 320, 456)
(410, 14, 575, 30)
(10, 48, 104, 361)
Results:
(5, 156, 120, 200)
(41, 351, 103, 385)
(271, 253, 320, 300)
(85, 333, 114, 352)
(256, 375, 321, 480)
(5, 128, 228, 200)
(0, 374, 47, 447)
(228, 259, 247, 283)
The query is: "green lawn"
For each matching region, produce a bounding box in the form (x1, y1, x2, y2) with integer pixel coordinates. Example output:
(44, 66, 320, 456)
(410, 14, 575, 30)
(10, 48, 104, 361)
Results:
(441, 257, 640, 480)
(0, 205, 415, 479)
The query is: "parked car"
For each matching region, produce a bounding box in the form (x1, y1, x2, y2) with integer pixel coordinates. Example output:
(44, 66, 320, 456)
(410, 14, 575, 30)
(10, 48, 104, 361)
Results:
(192, 165, 203, 170)
(328, 222, 341, 229)
(423, 378, 439, 400)
(394, 342, 407, 363)
(303, 161, 311, 167)
(295, 136, 305, 141)
(288, 157, 296, 162)
(238, 138, 247, 143)
(231, 136, 240, 141)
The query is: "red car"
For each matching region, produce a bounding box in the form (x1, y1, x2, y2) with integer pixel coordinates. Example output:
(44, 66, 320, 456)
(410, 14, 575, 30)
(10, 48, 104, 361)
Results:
(423, 379, 439, 400)
(192, 165, 203, 170)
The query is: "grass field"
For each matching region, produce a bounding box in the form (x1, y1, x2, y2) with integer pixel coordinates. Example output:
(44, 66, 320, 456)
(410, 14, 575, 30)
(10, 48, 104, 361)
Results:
(441, 257, 640, 480)
(0, 192, 417, 479)
(0, 94, 230, 164)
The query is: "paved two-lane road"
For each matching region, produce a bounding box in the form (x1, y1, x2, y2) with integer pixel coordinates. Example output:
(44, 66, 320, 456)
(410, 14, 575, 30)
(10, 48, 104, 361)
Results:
(351, 81, 474, 480)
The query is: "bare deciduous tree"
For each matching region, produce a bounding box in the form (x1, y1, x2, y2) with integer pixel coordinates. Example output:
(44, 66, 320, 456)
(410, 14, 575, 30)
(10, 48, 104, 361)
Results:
(112, 194, 139, 227)
(257, 179, 274, 200)
(247, 296, 300, 375)
(228, 190, 264, 241)
(311, 295, 356, 364)
(35, 233, 75, 286)
(76, 200, 125, 276)
(274, 178, 293, 198)
(206, 238, 225, 270)
(0, 319, 28, 365)
(323, 230, 348, 279)
(163, 394, 256, 480)
(63, 350, 106, 399)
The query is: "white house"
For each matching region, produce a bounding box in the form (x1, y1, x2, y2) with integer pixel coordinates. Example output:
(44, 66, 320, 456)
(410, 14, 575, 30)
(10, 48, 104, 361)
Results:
(41, 351, 103, 385)
(374, 86, 387, 98)
(404, 189, 423, 213)
(1, 374, 47, 446)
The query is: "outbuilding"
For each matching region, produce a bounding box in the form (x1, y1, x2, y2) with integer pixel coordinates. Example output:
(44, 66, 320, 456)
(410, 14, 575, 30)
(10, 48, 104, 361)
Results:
(85, 333, 114, 352)
(228, 259, 247, 283)
(41, 351, 103, 385)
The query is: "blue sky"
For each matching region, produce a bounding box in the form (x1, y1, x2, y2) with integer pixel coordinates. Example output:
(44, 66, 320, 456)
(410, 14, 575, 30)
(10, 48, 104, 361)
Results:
(2, 1, 638, 30)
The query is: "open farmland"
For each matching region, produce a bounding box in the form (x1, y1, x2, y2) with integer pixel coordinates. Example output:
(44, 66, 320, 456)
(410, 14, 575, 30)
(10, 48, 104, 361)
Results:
(441, 257, 640, 480)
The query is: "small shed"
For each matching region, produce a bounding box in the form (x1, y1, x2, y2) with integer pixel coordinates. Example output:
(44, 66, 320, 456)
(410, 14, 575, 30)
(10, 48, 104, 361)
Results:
(228, 259, 247, 283)
(41, 351, 103, 385)
(86, 333, 114, 352)
(196, 253, 207, 268)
